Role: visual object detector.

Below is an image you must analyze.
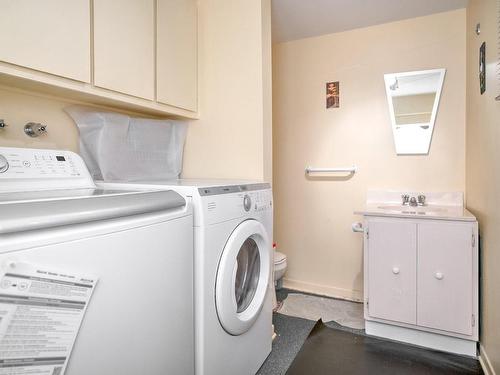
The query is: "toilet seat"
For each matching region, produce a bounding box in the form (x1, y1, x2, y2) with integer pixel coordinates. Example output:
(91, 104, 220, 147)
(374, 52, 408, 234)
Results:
(274, 251, 287, 265)
(274, 251, 287, 285)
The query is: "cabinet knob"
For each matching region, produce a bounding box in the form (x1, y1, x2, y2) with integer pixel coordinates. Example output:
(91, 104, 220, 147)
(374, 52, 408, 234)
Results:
(392, 267, 400, 275)
(435, 272, 444, 280)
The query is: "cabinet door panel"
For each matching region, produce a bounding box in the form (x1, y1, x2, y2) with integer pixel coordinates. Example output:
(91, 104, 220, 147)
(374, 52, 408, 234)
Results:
(94, 0, 155, 100)
(368, 220, 417, 325)
(157, 0, 197, 111)
(0, 0, 90, 82)
(417, 222, 473, 335)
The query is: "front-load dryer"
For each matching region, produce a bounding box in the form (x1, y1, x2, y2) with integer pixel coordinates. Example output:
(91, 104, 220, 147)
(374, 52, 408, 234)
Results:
(99, 180, 273, 375)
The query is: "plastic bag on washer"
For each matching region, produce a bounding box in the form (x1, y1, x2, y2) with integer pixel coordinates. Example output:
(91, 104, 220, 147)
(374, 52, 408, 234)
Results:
(65, 106, 187, 182)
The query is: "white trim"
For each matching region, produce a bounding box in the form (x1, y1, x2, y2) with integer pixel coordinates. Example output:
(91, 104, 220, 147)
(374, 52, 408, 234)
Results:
(479, 344, 497, 375)
(365, 321, 477, 357)
(282, 278, 363, 302)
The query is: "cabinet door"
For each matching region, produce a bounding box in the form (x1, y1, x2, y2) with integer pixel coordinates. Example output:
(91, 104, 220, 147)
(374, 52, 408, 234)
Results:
(368, 220, 417, 325)
(417, 222, 473, 335)
(157, 0, 197, 111)
(0, 0, 90, 82)
(94, 0, 155, 100)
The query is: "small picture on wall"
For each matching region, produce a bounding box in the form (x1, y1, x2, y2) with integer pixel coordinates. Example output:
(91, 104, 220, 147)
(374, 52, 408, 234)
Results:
(479, 42, 486, 95)
(326, 81, 340, 108)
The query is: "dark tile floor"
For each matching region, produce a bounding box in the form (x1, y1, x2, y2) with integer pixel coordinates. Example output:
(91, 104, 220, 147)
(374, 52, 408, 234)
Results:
(257, 289, 483, 375)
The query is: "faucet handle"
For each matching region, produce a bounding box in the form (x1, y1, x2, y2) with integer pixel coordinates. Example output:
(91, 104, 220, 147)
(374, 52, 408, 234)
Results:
(417, 195, 426, 206)
(401, 194, 410, 205)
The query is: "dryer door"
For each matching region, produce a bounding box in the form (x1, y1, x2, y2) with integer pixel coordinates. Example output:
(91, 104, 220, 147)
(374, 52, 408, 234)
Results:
(215, 219, 271, 335)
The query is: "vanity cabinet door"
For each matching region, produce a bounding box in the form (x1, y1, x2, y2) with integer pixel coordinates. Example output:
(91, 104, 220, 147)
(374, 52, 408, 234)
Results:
(417, 222, 474, 336)
(367, 220, 417, 325)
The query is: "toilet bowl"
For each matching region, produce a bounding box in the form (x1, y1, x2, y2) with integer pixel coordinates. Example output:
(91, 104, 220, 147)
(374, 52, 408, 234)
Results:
(274, 251, 287, 289)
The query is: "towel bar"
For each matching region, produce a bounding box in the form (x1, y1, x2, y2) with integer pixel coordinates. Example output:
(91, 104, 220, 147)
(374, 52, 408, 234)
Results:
(305, 166, 357, 174)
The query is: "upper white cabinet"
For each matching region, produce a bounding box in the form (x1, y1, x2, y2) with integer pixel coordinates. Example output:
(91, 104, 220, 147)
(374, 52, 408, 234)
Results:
(0, 0, 198, 118)
(157, 0, 198, 111)
(94, 0, 155, 100)
(0, 0, 91, 82)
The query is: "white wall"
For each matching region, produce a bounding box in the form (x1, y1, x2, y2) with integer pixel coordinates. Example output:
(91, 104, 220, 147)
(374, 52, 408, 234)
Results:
(273, 10, 466, 300)
(466, 0, 500, 372)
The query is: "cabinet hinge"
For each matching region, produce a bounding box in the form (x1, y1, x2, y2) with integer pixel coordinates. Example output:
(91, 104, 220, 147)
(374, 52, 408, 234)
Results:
(366, 299, 369, 310)
(472, 233, 476, 248)
(472, 314, 475, 327)
(366, 229, 369, 240)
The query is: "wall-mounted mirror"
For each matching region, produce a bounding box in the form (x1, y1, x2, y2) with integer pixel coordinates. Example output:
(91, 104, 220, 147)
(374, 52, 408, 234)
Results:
(384, 68, 445, 155)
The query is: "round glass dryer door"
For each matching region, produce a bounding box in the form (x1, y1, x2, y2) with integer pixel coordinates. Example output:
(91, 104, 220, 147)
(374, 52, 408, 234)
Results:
(215, 219, 271, 335)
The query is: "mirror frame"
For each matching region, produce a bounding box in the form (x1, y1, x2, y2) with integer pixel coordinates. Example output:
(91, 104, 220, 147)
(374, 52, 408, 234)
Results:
(384, 68, 446, 155)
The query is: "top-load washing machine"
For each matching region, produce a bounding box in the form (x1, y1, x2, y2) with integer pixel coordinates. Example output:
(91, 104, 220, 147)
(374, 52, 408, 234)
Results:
(101, 179, 273, 375)
(0, 147, 194, 375)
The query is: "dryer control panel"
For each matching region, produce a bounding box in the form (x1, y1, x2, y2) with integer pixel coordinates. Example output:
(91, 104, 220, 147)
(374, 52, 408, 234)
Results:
(244, 190, 273, 213)
(0, 147, 94, 192)
(200, 185, 273, 226)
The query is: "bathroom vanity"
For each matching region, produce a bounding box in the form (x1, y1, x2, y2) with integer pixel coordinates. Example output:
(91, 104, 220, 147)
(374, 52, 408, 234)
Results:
(356, 191, 478, 357)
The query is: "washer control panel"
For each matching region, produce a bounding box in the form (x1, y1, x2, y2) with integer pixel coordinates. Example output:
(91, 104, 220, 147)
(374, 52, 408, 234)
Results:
(0, 149, 82, 177)
(0, 155, 8, 173)
(0, 147, 94, 192)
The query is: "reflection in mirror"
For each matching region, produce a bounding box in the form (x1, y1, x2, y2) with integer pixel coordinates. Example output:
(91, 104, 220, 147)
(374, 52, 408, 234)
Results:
(384, 69, 445, 154)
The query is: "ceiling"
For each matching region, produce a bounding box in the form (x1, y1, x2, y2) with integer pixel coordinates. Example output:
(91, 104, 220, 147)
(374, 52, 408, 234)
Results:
(272, 0, 468, 43)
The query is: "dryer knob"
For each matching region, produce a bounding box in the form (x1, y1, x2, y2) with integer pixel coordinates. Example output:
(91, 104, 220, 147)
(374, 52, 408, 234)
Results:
(0, 155, 9, 173)
(243, 194, 252, 212)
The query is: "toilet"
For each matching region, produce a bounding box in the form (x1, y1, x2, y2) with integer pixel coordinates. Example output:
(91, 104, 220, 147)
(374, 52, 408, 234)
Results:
(274, 250, 287, 289)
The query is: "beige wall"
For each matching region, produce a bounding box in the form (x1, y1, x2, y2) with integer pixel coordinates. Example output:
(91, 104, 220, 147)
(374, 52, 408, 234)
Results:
(0, 0, 272, 182)
(0, 86, 80, 151)
(466, 0, 500, 373)
(182, 0, 272, 181)
(0, 85, 167, 152)
(0, 85, 164, 152)
(273, 10, 466, 300)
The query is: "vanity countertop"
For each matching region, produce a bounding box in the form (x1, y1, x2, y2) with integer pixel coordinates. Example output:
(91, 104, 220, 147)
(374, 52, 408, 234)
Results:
(355, 191, 477, 222)
(355, 204, 477, 222)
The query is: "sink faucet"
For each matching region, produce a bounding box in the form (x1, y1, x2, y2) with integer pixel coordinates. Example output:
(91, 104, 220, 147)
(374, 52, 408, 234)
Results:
(402, 194, 426, 206)
(417, 195, 426, 206)
(401, 194, 410, 205)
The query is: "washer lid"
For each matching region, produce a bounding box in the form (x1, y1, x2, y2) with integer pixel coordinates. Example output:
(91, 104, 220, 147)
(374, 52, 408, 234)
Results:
(0, 189, 185, 234)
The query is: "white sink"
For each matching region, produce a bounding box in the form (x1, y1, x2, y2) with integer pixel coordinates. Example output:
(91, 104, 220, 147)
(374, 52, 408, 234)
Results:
(377, 205, 446, 215)
(355, 191, 475, 221)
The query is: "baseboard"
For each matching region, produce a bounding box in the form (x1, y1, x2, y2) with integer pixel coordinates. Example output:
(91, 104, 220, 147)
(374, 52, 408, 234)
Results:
(366, 321, 477, 357)
(479, 345, 497, 375)
(282, 278, 363, 302)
